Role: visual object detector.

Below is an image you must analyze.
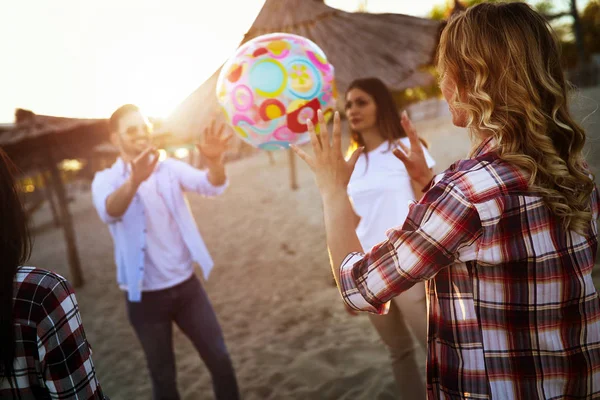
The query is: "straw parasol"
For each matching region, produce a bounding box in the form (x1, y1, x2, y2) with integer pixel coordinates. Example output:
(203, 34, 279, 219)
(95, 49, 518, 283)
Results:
(167, 0, 441, 139)
(0, 109, 111, 287)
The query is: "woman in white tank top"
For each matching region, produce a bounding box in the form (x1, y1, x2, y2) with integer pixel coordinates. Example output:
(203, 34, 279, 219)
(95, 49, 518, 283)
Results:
(345, 77, 435, 399)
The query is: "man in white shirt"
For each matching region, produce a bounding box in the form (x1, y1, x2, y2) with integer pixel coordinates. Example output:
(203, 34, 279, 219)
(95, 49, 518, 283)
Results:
(92, 104, 238, 400)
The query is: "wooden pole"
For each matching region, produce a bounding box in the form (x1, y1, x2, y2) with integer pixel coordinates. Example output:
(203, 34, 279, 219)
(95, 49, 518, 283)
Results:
(571, 0, 587, 68)
(46, 152, 84, 287)
(190, 147, 196, 168)
(41, 171, 61, 227)
(288, 147, 298, 191)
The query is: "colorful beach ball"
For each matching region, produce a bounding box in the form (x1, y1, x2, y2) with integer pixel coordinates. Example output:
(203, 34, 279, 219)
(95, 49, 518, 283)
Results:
(216, 33, 337, 151)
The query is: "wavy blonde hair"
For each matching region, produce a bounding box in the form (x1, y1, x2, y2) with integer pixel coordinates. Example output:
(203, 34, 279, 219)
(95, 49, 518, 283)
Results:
(437, 2, 594, 234)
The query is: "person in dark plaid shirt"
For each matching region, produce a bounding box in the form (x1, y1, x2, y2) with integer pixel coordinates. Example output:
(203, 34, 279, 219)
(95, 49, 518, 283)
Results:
(0, 149, 106, 399)
(292, 2, 600, 399)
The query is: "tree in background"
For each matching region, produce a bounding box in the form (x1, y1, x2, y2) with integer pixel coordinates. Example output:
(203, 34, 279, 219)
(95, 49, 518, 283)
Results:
(383, 0, 599, 112)
(429, 0, 600, 68)
(581, 1, 600, 58)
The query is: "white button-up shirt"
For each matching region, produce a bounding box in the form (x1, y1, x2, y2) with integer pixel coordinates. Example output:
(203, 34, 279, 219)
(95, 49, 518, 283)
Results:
(91, 157, 227, 302)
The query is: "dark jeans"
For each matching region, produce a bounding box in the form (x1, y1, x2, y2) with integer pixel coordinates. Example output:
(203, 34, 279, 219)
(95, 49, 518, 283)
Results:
(126, 275, 239, 400)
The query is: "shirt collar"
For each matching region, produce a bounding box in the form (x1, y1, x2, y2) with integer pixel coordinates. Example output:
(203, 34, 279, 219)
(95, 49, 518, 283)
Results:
(470, 136, 497, 158)
(439, 135, 497, 178)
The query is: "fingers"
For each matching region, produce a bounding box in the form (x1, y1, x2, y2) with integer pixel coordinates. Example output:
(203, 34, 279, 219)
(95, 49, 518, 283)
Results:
(392, 147, 409, 165)
(396, 139, 410, 155)
(221, 132, 234, 144)
(196, 143, 207, 157)
(332, 111, 342, 157)
(201, 127, 208, 145)
(346, 146, 364, 172)
(401, 111, 422, 152)
(132, 147, 158, 181)
(195, 143, 208, 159)
(140, 146, 155, 159)
(196, 145, 216, 162)
(290, 144, 315, 170)
(209, 118, 216, 138)
(148, 150, 160, 170)
(306, 119, 321, 156)
(317, 109, 329, 155)
(134, 146, 156, 165)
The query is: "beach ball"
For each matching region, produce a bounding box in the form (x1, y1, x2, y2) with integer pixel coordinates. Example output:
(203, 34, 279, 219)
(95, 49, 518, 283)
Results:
(216, 33, 337, 151)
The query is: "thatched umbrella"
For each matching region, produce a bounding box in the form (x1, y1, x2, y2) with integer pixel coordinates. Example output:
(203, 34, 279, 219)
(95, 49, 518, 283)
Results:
(168, 0, 441, 138)
(0, 109, 110, 287)
(167, 0, 441, 189)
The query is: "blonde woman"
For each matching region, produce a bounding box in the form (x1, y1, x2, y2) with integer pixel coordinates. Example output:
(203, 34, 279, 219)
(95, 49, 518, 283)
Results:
(292, 2, 600, 398)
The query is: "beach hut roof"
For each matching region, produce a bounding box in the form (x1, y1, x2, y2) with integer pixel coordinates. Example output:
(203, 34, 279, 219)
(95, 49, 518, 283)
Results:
(0, 109, 109, 170)
(0, 109, 113, 288)
(167, 0, 441, 137)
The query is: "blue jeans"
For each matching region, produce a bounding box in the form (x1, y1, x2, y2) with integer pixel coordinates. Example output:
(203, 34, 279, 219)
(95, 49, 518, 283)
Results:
(126, 275, 239, 400)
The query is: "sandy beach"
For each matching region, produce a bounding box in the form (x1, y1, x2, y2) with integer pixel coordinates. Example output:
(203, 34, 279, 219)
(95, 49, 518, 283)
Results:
(26, 86, 600, 400)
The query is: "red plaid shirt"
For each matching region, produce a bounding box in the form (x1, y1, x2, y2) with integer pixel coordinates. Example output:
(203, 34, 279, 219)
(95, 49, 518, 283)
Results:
(341, 137, 600, 399)
(0, 267, 106, 399)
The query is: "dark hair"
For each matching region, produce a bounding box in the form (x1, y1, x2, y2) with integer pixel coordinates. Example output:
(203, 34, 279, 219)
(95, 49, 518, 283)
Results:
(109, 104, 140, 133)
(345, 77, 427, 164)
(345, 78, 407, 150)
(0, 148, 31, 377)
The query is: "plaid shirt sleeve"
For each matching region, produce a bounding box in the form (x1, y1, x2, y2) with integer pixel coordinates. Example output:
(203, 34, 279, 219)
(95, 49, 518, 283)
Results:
(593, 182, 600, 223)
(340, 179, 482, 314)
(37, 276, 105, 399)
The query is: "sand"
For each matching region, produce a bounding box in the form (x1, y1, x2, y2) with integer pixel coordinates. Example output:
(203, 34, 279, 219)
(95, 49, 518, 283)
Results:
(26, 86, 600, 400)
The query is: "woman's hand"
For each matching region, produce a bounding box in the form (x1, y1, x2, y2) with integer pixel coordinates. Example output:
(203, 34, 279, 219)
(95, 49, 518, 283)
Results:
(393, 111, 434, 188)
(291, 110, 363, 199)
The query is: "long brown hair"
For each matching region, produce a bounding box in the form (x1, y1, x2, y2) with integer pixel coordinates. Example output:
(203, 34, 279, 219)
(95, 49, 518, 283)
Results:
(0, 149, 31, 378)
(437, 2, 594, 234)
(346, 78, 418, 160)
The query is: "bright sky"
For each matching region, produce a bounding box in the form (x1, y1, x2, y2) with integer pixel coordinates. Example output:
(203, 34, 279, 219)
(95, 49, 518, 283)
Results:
(0, 0, 586, 123)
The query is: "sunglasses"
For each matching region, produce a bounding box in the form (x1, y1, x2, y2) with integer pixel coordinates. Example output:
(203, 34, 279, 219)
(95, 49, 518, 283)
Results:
(120, 124, 152, 138)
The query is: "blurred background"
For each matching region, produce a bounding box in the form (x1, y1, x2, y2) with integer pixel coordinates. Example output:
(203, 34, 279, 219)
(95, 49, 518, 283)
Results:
(1, 1, 598, 398)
